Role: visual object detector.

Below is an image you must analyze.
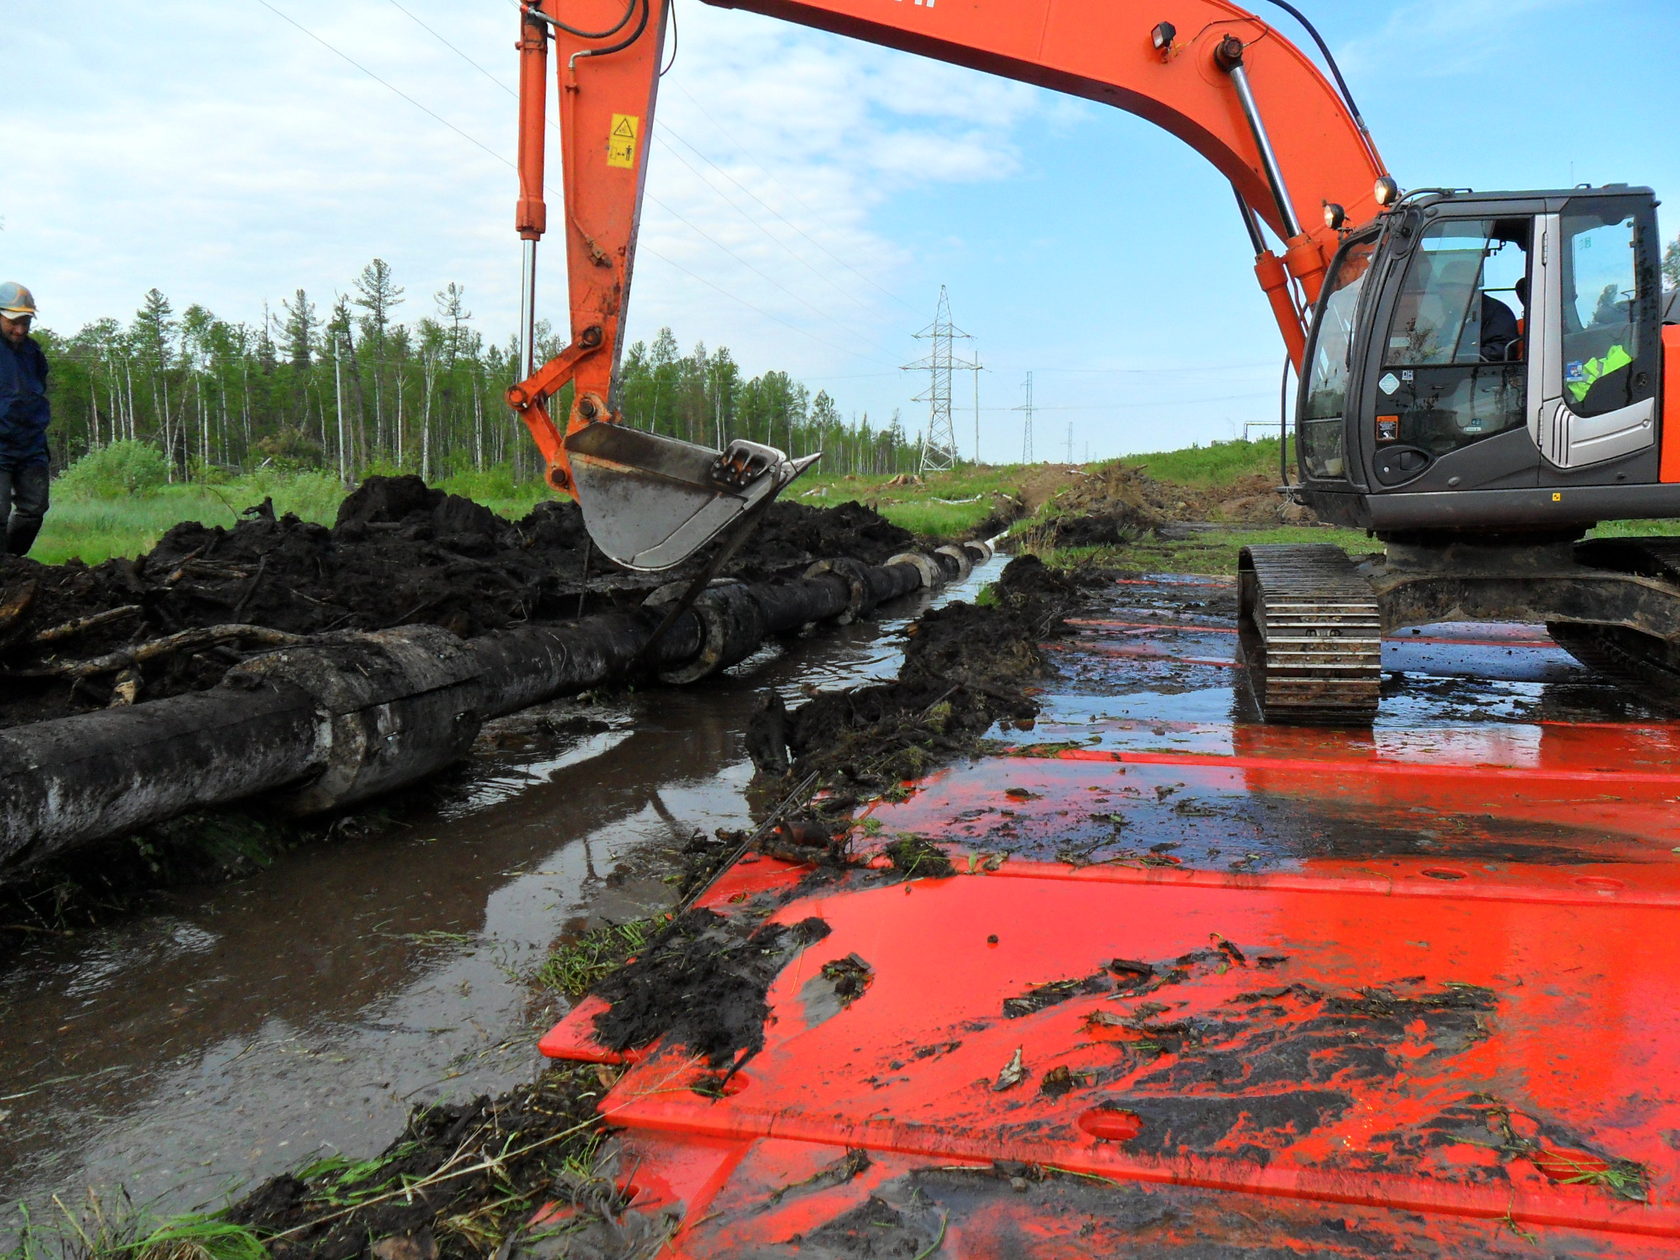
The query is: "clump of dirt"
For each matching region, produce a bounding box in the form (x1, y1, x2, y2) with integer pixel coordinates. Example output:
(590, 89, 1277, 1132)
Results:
(1193, 471, 1317, 525)
(726, 499, 919, 579)
(0, 477, 921, 730)
(225, 1067, 607, 1259)
(1014, 460, 1315, 544)
(800, 1193, 948, 1257)
(1002, 973, 1109, 1019)
(882, 835, 954, 879)
(590, 908, 832, 1067)
(746, 554, 1095, 813)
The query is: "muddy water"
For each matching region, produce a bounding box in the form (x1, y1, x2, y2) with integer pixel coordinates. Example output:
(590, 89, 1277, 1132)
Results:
(0, 557, 1004, 1227)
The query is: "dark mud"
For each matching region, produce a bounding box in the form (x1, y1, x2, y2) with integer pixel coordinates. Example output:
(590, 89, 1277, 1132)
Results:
(776, 1161, 1562, 1258)
(960, 943, 1508, 1170)
(224, 1068, 608, 1260)
(213, 552, 1097, 1257)
(0, 478, 928, 924)
(566, 557, 1097, 1069)
(590, 909, 831, 1067)
(0, 476, 918, 730)
(750, 554, 1098, 814)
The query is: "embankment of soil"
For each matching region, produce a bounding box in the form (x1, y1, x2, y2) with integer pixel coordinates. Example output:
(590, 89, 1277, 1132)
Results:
(0, 476, 918, 730)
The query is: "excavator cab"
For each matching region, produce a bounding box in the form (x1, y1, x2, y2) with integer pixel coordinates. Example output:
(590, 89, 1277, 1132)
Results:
(1296, 186, 1669, 534)
(1242, 185, 1679, 724)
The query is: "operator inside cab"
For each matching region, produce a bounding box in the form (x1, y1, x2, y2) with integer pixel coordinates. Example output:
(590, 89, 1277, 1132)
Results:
(1390, 242, 1523, 366)
(1381, 221, 1530, 456)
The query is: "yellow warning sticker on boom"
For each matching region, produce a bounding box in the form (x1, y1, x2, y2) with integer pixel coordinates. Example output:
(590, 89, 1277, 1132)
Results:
(607, 114, 640, 169)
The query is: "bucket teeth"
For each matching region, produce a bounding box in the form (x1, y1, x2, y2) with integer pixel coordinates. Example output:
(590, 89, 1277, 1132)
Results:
(565, 426, 818, 571)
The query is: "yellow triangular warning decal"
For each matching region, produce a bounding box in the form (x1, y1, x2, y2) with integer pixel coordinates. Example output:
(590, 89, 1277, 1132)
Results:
(612, 117, 637, 138)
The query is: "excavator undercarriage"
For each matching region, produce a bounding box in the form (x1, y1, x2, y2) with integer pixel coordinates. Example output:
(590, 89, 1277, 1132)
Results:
(1240, 535, 1680, 722)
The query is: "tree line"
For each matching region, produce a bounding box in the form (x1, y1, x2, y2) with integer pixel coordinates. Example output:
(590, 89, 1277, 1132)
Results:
(36, 258, 925, 486)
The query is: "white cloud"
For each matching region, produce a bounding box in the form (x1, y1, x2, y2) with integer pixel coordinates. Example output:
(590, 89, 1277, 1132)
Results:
(1335, 0, 1581, 79)
(10, 0, 1058, 407)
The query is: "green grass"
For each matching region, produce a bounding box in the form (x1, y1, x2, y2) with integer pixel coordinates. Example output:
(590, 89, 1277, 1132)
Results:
(1590, 518, 1680, 537)
(1115, 436, 1291, 486)
(27, 448, 1680, 570)
(29, 468, 556, 566)
(292, 1142, 423, 1210)
(32, 471, 345, 566)
(529, 917, 657, 1000)
(1025, 524, 1375, 577)
(795, 465, 1028, 538)
(5, 1194, 269, 1260)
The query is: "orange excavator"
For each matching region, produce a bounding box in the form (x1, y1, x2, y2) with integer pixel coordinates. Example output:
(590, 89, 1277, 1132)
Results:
(504, 0, 1680, 723)
(503, 10, 1680, 1256)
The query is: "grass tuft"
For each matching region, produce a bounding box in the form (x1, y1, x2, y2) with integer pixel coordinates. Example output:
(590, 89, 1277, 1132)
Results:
(529, 918, 658, 1000)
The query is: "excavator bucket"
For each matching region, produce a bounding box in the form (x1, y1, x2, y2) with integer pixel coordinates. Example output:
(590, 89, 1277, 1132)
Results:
(564, 425, 820, 572)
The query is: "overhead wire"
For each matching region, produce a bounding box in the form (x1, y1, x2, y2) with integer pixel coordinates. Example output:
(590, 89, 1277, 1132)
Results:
(648, 135, 892, 321)
(972, 392, 1273, 412)
(669, 82, 926, 318)
(380, 0, 904, 366)
(635, 242, 898, 363)
(635, 195, 907, 362)
(254, 0, 510, 169)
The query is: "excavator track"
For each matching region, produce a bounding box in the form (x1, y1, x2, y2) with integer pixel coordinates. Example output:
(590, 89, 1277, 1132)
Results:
(1546, 537, 1680, 703)
(1237, 543, 1382, 724)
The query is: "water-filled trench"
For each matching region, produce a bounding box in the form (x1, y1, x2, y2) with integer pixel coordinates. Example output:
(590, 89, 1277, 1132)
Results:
(0, 555, 1004, 1227)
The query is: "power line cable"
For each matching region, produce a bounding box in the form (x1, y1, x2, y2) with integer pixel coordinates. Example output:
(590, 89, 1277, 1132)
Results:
(638, 193, 909, 362)
(635, 244, 899, 368)
(1014, 360, 1278, 375)
(974, 391, 1272, 412)
(650, 134, 884, 320)
(385, 0, 510, 92)
(375, 0, 907, 366)
(255, 0, 511, 169)
(670, 82, 924, 317)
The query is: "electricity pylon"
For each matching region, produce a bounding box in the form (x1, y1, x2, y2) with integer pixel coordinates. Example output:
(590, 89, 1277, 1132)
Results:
(902, 286, 977, 472)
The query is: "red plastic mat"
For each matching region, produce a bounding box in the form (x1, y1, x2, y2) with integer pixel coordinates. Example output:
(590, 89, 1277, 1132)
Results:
(540, 604, 1680, 1255)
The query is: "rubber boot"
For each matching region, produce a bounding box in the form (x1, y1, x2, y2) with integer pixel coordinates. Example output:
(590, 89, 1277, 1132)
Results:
(5, 514, 42, 557)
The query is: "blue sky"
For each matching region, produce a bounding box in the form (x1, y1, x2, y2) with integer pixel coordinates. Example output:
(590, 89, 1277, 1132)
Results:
(10, 0, 1677, 464)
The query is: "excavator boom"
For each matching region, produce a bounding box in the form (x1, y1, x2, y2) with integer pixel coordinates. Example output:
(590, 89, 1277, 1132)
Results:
(507, 0, 1392, 568)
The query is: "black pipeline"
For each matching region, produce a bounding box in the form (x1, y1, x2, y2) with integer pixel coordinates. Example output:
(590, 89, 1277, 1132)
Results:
(0, 543, 992, 880)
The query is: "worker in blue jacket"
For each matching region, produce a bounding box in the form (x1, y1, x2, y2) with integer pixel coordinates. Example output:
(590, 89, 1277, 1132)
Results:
(0, 282, 51, 556)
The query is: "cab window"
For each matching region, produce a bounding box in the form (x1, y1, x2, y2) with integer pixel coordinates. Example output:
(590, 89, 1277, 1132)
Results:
(1376, 218, 1528, 458)
(1561, 206, 1642, 418)
(1300, 233, 1375, 480)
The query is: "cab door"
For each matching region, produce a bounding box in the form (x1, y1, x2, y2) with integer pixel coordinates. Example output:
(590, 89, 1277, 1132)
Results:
(1528, 195, 1660, 471)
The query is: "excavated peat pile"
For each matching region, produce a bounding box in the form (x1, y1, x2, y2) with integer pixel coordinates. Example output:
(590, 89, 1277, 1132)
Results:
(0, 476, 918, 730)
(746, 553, 1098, 814)
(1014, 462, 1318, 546)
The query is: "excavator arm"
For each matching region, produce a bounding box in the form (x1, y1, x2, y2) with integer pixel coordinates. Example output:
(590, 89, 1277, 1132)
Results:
(507, 0, 1393, 567)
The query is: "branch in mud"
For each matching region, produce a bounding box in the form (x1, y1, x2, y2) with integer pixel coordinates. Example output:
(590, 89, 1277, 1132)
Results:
(29, 603, 144, 645)
(0, 577, 39, 652)
(10, 624, 308, 682)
